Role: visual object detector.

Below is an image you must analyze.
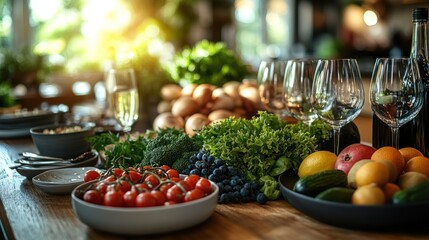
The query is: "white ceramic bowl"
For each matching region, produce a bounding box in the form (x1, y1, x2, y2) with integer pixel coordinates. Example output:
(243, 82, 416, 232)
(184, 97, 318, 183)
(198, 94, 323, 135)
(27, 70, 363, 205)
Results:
(71, 179, 219, 235)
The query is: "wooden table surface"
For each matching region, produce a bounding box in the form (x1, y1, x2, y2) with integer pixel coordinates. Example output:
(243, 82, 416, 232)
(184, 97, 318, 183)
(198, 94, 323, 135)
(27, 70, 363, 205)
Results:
(1, 137, 428, 240)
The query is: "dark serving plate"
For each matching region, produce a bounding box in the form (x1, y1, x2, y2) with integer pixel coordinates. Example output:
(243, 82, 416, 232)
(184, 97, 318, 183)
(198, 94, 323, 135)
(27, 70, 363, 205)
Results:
(278, 172, 429, 230)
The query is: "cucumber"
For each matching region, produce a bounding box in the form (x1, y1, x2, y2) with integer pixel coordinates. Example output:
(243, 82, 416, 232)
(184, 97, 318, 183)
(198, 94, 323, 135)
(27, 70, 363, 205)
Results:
(293, 169, 348, 196)
(392, 180, 429, 204)
(315, 187, 354, 203)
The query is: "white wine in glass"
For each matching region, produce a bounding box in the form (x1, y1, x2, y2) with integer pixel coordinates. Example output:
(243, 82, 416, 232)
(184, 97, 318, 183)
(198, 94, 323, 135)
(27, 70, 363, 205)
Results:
(106, 69, 139, 132)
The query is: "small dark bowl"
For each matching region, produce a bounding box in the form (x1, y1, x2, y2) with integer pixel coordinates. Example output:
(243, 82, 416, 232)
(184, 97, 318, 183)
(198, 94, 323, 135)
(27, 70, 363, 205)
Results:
(30, 122, 95, 159)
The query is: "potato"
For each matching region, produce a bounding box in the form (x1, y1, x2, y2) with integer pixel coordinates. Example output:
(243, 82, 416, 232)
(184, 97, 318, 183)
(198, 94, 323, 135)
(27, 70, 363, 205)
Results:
(208, 109, 235, 122)
(223, 81, 241, 98)
(212, 88, 225, 99)
(182, 83, 198, 96)
(211, 94, 235, 111)
(193, 84, 213, 107)
(185, 113, 210, 136)
(153, 112, 185, 130)
(161, 84, 182, 101)
(239, 84, 260, 104)
(157, 100, 172, 113)
(171, 96, 200, 117)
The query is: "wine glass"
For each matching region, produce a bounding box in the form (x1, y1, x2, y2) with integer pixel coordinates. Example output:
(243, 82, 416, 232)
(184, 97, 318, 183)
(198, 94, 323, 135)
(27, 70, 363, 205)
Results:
(312, 59, 365, 154)
(257, 60, 290, 119)
(105, 68, 139, 132)
(369, 58, 423, 148)
(283, 59, 318, 125)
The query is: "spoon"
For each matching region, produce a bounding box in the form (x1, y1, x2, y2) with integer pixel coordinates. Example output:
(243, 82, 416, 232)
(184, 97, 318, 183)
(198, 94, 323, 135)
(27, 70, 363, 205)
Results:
(9, 151, 96, 169)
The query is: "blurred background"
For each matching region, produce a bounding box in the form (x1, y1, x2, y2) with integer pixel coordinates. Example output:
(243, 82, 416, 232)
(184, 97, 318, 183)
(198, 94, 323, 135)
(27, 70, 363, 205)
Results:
(1, 0, 428, 137)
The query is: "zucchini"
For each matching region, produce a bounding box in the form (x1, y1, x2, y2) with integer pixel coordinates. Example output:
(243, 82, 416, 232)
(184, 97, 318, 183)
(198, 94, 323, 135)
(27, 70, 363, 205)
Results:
(293, 169, 347, 196)
(392, 180, 429, 204)
(315, 187, 354, 203)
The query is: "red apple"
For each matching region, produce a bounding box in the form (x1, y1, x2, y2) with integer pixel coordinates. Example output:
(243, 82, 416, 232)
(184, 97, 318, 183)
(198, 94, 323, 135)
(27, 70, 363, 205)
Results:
(335, 143, 376, 174)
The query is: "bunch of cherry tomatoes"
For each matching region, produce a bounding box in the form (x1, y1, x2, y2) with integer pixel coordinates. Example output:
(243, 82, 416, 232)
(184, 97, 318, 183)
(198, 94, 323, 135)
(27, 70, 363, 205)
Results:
(81, 165, 213, 207)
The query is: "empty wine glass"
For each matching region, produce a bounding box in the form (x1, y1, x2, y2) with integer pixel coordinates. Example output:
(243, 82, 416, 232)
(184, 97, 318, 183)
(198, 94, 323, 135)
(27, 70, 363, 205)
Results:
(105, 68, 139, 132)
(257, 60, 289, 119)
(283, 59, 318, 125)
(312, 59, 365, 154)
(369, 58, 423, 148)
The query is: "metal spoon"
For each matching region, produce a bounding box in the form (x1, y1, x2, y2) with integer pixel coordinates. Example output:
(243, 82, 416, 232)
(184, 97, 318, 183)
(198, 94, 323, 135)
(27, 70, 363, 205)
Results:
(9, 151, 96, 169)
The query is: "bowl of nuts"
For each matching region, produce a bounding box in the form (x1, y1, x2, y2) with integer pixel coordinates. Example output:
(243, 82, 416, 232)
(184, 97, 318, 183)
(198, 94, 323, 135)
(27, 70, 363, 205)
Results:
(30, 122, 95, 159)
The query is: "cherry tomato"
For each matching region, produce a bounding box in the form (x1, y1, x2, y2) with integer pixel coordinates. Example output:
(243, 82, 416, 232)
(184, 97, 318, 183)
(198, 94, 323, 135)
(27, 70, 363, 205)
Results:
(167, 169, 179, 179)
(117, 180, 132, 193)
(159, 182, 174, 195)
(184, 174, 200, 189)
(196, 178, 212, 194)
(184, 188, 205, 202)
(160, 165, 170, 171)
(123, 190, 138, 207)
(166, 185, 185, 203)
(104, 190, 124, 207)
(136, 192, 157, 207)
(134, 183, 151, 192)
(151, 190, 166, 206)
(84, 170, 100, 182)
(113, 168, 124, 177)
(178, 180, 192, 191)
(83, 190, 103, 205)
(95, 182, 108, 195)
(122, 170, 141, 184)
(145, 175, 160, 189)
(170, 177, 181, 183)
(164, 200, 177, 206)
(103, 175, 117, 184)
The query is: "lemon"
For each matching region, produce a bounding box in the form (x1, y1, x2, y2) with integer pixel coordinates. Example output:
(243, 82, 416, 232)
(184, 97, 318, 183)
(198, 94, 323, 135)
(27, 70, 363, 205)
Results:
(298, 151, 337, 178)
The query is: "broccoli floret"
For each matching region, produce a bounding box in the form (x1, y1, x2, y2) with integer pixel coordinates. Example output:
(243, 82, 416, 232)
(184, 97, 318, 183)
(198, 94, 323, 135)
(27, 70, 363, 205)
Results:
(172, 151, 196, 173)
(142, 135, 201, 167)
(145, 128, 187, 152)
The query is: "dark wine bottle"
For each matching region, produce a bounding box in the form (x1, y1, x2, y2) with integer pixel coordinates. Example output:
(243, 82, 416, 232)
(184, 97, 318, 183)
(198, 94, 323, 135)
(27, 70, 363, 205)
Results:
(372, 8, 429, 149)
(411, 8, 429, 156)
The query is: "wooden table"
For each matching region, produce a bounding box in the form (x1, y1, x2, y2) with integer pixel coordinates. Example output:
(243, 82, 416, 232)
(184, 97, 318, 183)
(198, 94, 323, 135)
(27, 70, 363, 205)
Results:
(1, 138, 428, 240)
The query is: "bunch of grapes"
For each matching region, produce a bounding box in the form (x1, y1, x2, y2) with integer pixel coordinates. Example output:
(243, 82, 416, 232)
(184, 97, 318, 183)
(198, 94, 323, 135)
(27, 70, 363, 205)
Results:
(182, 149, 267, 204)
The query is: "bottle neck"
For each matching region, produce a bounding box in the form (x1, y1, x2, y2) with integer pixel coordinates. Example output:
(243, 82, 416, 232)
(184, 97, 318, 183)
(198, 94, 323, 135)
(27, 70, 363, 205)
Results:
(410, 21, 429, 59)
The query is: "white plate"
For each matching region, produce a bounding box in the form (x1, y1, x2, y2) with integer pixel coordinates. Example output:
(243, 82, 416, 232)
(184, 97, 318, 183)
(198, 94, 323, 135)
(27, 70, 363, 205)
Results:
(32, 167, 99, 194)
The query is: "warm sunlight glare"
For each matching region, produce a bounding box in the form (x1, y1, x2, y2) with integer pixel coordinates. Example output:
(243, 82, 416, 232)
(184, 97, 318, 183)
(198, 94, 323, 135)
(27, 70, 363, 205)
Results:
(364, 10, 378, 26)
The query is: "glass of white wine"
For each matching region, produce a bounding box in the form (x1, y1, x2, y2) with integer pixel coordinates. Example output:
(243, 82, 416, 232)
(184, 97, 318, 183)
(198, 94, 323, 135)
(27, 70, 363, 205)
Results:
(106, 68, 139, 132)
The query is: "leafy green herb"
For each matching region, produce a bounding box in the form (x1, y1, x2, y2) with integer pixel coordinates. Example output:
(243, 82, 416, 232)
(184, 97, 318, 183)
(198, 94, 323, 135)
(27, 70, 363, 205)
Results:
(88, 133, 149, 169)
(198, 111, 330, 200)
(165, 40, 249, 87)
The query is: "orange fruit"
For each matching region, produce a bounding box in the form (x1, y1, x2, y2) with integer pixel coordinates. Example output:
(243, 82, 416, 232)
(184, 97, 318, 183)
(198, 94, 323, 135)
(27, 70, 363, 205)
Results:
(382, 183, 401, 203)
(403, 156, 429, 178)
(352, 184, 385, 205)
(298, 151, 337, 178)
(347, 159, 372, 188)
(399, 147, 423, 164)
(355, 161, 389, 188)
(371, 146, 405, 174)
(377, 159, 398, 182)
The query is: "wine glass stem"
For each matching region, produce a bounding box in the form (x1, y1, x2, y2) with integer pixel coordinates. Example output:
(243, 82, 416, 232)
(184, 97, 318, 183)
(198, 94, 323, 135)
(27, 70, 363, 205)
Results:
(391, 126, 400, 149)
(333, 126, 341, 155)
